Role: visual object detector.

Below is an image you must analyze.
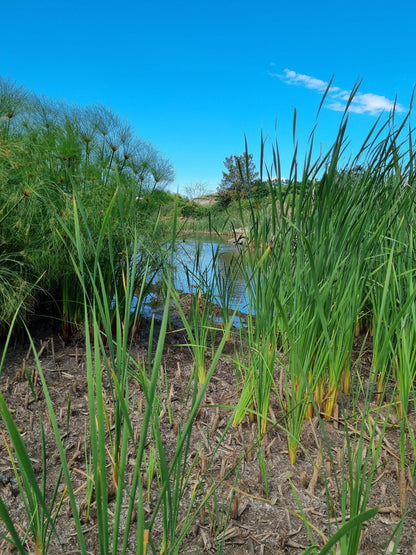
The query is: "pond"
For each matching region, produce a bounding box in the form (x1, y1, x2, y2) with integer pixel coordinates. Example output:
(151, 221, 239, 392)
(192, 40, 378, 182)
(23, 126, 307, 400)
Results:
(141, 235, 249, 322)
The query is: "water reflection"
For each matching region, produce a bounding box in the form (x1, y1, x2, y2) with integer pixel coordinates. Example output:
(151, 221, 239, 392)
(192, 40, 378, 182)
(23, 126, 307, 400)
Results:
(173, 237, 248, 313)
(141, 236, 248, 320)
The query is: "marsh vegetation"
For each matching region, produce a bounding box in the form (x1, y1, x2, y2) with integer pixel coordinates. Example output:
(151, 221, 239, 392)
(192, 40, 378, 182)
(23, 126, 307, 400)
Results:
(1, 79, 416, 553)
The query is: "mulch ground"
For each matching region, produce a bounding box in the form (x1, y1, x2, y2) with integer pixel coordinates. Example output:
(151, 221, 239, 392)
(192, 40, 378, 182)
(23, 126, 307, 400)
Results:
(1, 317, 416, 554)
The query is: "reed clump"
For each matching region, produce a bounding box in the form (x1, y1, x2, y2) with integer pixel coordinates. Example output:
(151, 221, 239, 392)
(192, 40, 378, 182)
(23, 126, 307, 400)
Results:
(233, 88, 416, 470)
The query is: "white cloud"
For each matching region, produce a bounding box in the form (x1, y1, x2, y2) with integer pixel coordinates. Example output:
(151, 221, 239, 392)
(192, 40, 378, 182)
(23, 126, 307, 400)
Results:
(272, 69, 334, 93)
(350, 92, 402, 115)
(271, 68, 405, 115)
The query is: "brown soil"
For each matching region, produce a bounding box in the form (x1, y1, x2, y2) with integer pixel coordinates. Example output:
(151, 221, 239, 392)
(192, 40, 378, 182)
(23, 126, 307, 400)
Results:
(1, 318, 416, 554)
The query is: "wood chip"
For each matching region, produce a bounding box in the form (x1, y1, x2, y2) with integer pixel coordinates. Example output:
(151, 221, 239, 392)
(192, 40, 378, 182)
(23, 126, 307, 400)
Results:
(307, 449, 323, 496)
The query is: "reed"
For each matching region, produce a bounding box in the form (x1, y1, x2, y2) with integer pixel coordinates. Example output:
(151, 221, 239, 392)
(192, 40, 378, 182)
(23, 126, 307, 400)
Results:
(2, 78, 416, 552)
(0, 367, 65, 553)
(234, 89, 416, 468)
(183, 249, 215, 384)
(232, 233, 280, 438)
(333, 387, 386, 553)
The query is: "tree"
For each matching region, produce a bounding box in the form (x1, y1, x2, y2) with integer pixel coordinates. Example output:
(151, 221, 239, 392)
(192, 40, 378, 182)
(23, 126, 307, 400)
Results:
(183, 180, 209, 200)
(217, 152, 258, 205)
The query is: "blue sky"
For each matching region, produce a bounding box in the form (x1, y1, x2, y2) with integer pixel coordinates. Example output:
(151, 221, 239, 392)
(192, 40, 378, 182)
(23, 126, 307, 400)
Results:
(2, 0, 415, 194)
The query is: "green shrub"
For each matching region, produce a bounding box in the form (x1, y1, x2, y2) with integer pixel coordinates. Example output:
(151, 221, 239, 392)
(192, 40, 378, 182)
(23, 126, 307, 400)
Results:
(0, 78, 175, 335)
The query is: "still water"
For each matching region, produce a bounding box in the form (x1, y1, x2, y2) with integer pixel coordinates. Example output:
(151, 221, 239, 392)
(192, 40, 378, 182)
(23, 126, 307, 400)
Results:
(173, 237, 246, 304)
(141, 236, 248, 320)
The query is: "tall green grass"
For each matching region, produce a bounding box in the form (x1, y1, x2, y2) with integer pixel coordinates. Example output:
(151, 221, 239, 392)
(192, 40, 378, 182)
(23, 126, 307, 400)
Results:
(0, 194, 239, 553)
(2, 82, 416, 553)
(232, 90, 416, 473)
